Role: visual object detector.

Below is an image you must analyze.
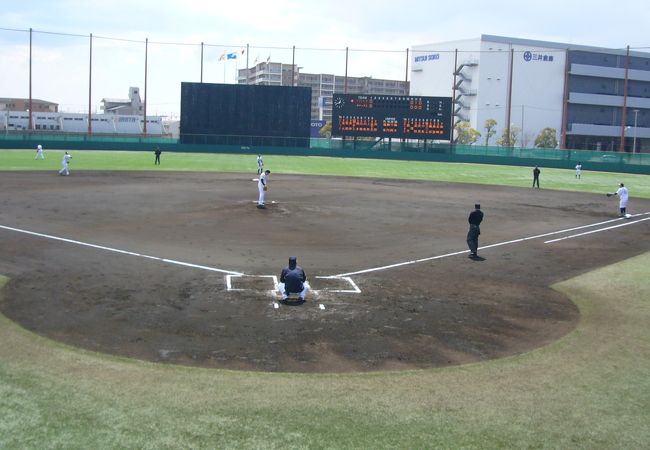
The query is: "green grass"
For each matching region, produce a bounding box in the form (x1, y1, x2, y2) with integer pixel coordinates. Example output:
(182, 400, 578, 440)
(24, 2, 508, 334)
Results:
(1, 253, 650, 449)
(2, 148, 649, 198)
(1, 149, 650, 448)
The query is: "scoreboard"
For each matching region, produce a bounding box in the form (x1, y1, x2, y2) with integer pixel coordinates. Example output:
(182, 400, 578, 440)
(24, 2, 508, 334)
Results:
(331, 94, 452, 140)
(180, 82, 311, 147)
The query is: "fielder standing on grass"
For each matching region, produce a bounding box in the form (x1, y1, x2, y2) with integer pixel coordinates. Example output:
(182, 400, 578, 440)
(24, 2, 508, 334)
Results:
(607, 183, 629, 217)
(256, 154, 264, 175)
(467, 203, 484, 259)
(58, 151, 72, 176)
(532, 166, 541, 188)
(35, 144, 45, 160)
(575, 162, 582, 179)
(257, 169, 270, 209)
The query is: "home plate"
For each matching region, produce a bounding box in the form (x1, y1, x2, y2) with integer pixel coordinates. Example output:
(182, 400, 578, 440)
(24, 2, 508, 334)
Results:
(319, 304, 325, 310)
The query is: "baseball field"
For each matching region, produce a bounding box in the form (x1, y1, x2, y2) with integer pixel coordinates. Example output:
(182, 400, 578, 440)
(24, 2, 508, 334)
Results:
(1, 149, 649, 448)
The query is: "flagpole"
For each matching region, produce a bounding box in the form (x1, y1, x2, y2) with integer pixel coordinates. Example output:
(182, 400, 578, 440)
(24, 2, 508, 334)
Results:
(200, 42, 204, 83)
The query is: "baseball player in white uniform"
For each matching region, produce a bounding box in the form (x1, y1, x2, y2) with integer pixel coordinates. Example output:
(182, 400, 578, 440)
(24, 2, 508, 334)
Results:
(256, 154, 264, 175)
(257, 169, 270, 209)
(59, 151, 72, 176)
(575, 162, 582, 179)
(608, 183, 629, 217)
(35, 144, 45, 160)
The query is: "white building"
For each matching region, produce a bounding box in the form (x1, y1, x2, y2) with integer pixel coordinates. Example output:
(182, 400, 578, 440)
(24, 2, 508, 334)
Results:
(411, 35, 650, 152)
(238, 62, 409, 121)
(0, 110, 165, 135)
(0, 87, 168, 135)
(101, 87, 144, 115)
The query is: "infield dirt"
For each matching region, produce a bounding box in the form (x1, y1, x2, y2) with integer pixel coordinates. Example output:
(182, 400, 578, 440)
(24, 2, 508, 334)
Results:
(1, 171, 648, 372)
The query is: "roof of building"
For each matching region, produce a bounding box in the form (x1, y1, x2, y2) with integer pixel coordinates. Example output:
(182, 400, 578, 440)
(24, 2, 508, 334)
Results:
(413, 35, 650, 58)
(0, 97, 58, 105)
(481, 34, 644, 56)
(492, 34, 648, 58)
(101, 98, 130, 104)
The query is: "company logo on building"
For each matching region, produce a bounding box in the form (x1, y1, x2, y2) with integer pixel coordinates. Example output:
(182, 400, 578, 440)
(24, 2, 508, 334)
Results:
(523, 51, 554, 62)
(414, 53, 440, 62)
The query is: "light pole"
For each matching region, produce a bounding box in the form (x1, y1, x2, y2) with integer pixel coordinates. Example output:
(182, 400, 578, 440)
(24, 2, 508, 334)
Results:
(633, 109, 639, 153)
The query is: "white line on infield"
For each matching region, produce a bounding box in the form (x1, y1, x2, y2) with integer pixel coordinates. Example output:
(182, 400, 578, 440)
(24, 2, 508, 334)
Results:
(225, 274, 278, 292)
(314, 276, 361, 293)
(334, 212, 650, 277)
(544, 216, 650, 243)
(0, 224, 243, 276)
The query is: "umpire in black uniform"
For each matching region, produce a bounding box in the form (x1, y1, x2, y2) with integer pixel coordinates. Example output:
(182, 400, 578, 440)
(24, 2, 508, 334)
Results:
(467, 204, 484, 259)
(279, 256, 309, 302)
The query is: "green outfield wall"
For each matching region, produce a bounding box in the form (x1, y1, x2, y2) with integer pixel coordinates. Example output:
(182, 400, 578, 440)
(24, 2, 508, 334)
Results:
(2, 134, 649, 174)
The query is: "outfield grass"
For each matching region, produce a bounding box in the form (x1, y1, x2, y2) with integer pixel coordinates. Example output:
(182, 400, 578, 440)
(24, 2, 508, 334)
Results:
(1, 149, 649, 448)
(1, 253, 649, 449)
(1, 148, 649, 199)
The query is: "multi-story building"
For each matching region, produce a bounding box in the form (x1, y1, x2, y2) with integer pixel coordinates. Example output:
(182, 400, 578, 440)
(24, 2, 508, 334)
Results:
(0, 97, 58, 113)
(411, 35, 650, 152)
(101, 87, 144, 115)
(1, 88, 168, 135)
(238, 63, 409, 121)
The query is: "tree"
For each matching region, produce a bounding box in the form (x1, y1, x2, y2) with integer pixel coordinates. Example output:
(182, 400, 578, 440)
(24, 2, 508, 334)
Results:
(496, 126, 521, 147)
(454, 121, 481, 144)
(534, 127, 558, 148)
(319, 121, 332, 139)
(520, 131, 534, 148)
(484, 119, 497, 146)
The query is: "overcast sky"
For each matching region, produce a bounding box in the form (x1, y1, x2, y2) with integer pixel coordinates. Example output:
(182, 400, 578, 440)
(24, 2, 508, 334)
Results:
(1, 0, 648, 117)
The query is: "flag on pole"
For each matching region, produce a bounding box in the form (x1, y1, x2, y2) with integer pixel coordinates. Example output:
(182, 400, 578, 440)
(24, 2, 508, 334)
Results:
(241, 48, 246, 56)
(266, 55, 271, 63)
(227, 52, 237, 60)
(218, 52, 226, 61)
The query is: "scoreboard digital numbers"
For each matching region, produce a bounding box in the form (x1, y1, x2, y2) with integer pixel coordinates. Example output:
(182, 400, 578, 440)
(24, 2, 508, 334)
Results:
(331, 94, 452, 140)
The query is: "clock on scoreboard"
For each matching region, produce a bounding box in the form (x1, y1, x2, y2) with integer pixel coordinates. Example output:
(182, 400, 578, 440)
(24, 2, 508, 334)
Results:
(331, 94, 452, 140)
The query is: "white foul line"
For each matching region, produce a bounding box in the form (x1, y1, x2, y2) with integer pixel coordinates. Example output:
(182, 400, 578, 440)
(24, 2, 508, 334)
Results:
(544, 217, 650, 243)
(334, 212, 650, 277)
(0, 224, 243, 276)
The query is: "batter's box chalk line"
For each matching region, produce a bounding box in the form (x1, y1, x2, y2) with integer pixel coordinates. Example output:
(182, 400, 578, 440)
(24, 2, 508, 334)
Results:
(225, 274, 361, 296)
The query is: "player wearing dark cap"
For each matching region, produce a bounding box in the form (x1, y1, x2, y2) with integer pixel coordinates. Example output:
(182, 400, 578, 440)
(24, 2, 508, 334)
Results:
(467, 204, 484, 259)
(278, 256, 310, 302)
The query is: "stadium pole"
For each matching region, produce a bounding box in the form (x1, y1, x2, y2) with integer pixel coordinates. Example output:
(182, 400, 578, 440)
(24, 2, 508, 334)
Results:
(28, 28, 33, 131)
(88, 33, 93, 135)
(144, 37, 148, 135)
(560, 48, 569, 149)
(505, 48, 514, 147)
(619, 45, 630, 152)
(404, 48, 409, 147)
(344, 47, 348, 94)
(246, 44, 249, 84)
(404, 48, 409, 87)
(292, 45, 295, 86)
(451, 48, 458, 146)
(200, 42, 204, 83)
